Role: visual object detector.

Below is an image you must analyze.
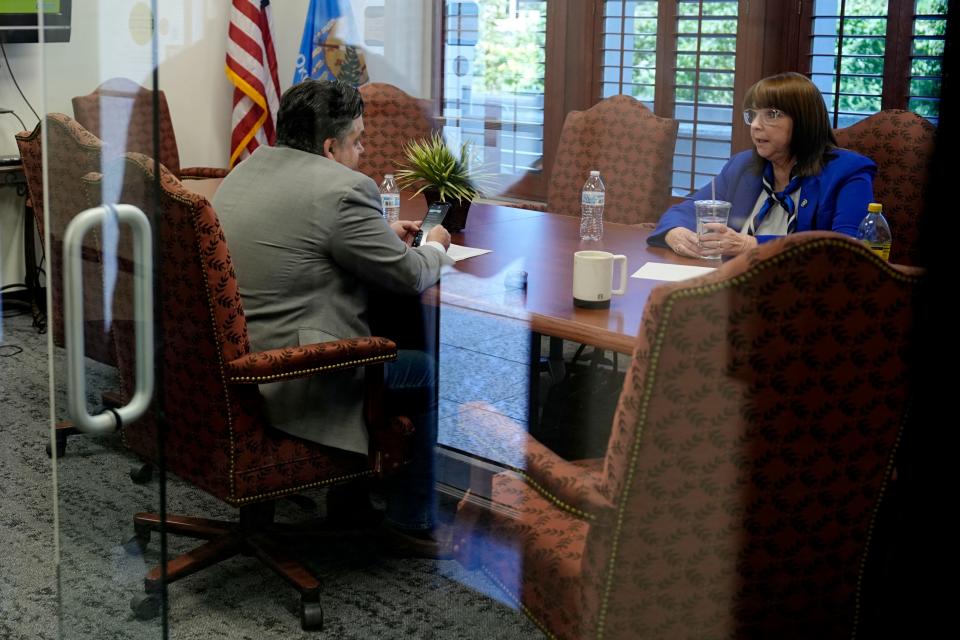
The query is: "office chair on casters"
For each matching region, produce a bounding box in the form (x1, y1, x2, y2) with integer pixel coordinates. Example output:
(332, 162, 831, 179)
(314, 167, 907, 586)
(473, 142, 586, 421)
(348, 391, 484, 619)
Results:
(456, 232, 921, 639)
(16, 114, 133, 458)
(72, 77, 229, 180)
(83, 153, 412, 631)
(834, 109, 935, 266)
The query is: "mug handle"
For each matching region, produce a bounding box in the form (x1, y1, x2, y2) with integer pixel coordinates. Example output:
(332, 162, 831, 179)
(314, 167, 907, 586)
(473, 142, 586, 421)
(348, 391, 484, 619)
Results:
(611, 254, 628, 295)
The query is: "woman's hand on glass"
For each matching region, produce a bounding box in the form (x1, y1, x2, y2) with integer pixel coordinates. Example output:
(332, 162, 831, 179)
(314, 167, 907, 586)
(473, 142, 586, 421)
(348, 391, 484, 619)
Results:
(664, 227, 705, 258)
(698, 223, 758, 256)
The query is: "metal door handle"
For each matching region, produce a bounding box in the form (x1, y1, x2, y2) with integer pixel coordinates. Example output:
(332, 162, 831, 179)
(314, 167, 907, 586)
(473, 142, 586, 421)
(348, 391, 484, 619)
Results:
(63, 204, 154, 434)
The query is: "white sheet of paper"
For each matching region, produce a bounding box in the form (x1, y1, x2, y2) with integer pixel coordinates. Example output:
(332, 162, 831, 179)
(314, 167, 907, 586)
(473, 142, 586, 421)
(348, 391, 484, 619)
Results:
(447, 243, 492, 262)
(631, 262, 716, 281)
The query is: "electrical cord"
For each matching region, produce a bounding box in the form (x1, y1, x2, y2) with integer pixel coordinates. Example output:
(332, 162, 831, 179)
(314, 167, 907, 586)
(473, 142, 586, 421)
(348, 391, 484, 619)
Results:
(0, 41, 40, 123)
(30, 211, 47, 333)
(6, 110, 27, 131)
(0, 345, 24, 357)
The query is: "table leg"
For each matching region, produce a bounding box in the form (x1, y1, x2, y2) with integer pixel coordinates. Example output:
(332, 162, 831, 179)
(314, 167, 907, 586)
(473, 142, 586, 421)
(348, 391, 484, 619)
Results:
(528, 330, 541, 434)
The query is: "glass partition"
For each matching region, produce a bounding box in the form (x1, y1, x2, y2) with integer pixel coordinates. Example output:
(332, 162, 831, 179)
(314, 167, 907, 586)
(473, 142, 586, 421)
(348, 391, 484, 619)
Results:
(0, 1, 941, 638)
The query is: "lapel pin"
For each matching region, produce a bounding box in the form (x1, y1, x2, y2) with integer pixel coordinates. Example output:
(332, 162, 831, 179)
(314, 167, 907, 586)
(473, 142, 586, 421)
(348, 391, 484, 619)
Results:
(800, 198, 808, 207)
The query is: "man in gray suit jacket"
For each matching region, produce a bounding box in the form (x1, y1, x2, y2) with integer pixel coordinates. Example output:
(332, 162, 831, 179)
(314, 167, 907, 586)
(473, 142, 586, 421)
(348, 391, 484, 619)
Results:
(215, 80, 452, 556)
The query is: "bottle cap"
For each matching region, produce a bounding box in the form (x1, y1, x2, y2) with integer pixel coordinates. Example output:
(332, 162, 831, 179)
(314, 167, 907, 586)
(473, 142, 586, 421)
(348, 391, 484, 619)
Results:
(589, 170, 600, 177)
(385, 173, 394, 179)
(868, 203, 882, 213)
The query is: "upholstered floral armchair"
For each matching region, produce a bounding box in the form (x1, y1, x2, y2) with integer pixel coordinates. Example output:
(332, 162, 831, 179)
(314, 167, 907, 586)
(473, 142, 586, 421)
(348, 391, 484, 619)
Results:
(359, 82, 437, 187)
(516, 95, 678, 226)
(15, 114, 115, 366)
(834, 109, 935, 266)
(81, 153, 411, 630)
(456, 232, 921, 639)
(72, 77, 229, 180)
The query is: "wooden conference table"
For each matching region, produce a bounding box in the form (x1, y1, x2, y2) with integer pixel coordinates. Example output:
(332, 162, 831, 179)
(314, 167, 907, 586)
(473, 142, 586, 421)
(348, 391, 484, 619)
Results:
(439, 203, 709, 438)
(185, 177, 712, 463)
(445, 203, 704, 355)
(184, 177, 706, 357)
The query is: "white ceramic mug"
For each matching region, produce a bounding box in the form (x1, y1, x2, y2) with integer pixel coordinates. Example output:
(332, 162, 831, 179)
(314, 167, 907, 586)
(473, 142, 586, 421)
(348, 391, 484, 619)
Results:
(573, 251, 627, 308)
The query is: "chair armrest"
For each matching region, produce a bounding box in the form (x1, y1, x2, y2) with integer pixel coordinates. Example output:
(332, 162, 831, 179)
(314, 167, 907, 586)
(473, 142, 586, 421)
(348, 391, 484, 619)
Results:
(225, 337, 397, 384)
(467, 403, 614, 520)
(179, 166, 229, 179)
(512, 437, 614, 521)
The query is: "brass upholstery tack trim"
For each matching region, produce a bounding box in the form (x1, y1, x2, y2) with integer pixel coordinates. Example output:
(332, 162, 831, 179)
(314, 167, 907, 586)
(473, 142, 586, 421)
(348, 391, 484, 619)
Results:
(510, 470, 597, 522)
(594, 237, 922, 639)
(187, 203, 240, 502)
(851, 406, 906, 640)
(230, 469, 375, 505)
(228, 353, 397, 383)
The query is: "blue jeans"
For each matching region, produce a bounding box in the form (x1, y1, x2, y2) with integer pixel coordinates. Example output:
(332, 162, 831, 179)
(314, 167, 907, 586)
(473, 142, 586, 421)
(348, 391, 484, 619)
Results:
(382, 350, 438, 531)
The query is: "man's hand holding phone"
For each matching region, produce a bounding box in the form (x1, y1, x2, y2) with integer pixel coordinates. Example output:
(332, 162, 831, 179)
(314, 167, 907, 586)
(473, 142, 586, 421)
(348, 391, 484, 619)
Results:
(425, 223, 451, 250)
(392, 220, 421, 246)
(411, 203, 452, 249)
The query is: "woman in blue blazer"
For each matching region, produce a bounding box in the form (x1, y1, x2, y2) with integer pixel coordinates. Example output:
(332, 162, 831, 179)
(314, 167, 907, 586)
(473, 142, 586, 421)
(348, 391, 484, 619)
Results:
(649, 72, 876, 258)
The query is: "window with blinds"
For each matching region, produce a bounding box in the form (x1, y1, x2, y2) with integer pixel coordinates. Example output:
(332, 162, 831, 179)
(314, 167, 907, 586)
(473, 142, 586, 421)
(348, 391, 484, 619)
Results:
(600, 0, 739, 196)
(807, 0, 947, 127)
(910, 0, 947, 124)
(809, 0, 888, 128)
(673, 0, 738, 195)
(441, 0, 547, 194)
(600, 0, 659, 108)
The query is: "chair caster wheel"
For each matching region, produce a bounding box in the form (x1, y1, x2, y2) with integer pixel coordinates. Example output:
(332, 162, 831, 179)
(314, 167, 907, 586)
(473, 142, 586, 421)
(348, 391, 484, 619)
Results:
(129, 463, 154, 484)
(130, 593, 160, 620)
(300, 597, 323, 631)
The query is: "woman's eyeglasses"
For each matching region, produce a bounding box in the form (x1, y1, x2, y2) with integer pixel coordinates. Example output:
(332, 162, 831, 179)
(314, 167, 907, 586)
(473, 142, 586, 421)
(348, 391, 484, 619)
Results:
(743, 108, 785, 125)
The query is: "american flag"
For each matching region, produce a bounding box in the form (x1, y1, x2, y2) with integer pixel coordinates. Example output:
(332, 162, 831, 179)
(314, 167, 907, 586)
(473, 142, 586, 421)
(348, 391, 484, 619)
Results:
(225, 0, 281, 168)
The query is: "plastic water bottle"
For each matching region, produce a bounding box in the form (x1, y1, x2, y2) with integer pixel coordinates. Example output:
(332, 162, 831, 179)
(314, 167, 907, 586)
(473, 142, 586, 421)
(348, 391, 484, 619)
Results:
(856, 202, 892, 261)
(379, 174, 400, 224)
(579, 170, 605, 242)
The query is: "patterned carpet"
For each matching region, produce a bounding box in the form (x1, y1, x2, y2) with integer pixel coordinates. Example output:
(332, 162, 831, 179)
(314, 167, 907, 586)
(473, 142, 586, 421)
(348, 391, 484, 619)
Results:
(0, 306, 541, 639)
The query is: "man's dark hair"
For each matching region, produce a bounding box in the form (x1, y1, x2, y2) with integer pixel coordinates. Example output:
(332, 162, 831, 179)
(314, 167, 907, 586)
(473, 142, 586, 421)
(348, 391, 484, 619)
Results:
(275, 80, 364, 155)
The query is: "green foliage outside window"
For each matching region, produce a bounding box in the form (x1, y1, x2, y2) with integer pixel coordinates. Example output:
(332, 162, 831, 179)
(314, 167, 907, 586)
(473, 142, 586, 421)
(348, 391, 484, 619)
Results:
(617, 0, 947, 120)
(816, 0, 946, 119)
(473, 1, 546, 95)
(467, 0, 947, 118)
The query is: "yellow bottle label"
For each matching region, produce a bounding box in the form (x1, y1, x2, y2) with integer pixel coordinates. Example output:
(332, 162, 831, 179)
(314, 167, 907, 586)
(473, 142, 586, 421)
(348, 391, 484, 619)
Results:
(865, 242, 891, 261)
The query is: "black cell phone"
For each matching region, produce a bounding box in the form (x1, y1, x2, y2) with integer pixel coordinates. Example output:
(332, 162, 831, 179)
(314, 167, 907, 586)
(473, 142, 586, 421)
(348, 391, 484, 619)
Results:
(412, 202, 452, 247)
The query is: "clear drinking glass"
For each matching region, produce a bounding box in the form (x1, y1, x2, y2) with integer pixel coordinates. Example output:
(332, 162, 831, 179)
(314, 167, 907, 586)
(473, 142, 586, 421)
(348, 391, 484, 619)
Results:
(695, 200, 732, 260)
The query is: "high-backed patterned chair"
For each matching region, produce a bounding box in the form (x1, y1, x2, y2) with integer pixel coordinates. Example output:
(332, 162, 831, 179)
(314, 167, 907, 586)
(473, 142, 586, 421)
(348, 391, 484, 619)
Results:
(834, 109, 935, 266)
(455, 232, 921, 639)
(72, 77, 228, 180)
(15, 114, 115, 367)
(359, 82, 436, 186)
(14, 123, 46, 238)
(530, 95, 678, 225)
(82, 153, 406, 630)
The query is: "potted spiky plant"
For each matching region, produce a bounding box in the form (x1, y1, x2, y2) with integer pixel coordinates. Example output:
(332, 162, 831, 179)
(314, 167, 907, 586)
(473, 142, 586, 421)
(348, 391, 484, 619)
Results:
(395, 132, 486, 232)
